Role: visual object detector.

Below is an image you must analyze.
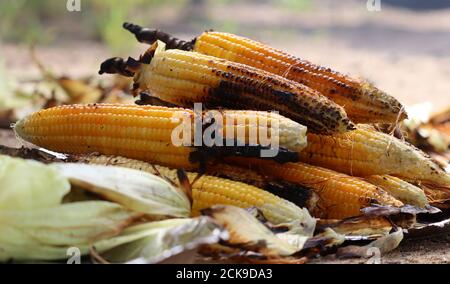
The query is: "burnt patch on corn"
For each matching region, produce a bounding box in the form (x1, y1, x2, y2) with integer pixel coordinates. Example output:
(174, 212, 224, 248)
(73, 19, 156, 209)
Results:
(140, 47, 156, 64)
(125, 57, 142, 73)
(189, 141, 299, 166)
(264, 181, 314, 209)
(205, 80, 346, 134)
(135, 92, 179, 107)
(205, 167, 266, 189)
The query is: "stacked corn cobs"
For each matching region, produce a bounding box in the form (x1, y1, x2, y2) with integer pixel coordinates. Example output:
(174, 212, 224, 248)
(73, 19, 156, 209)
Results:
(14, 23, 450, 221)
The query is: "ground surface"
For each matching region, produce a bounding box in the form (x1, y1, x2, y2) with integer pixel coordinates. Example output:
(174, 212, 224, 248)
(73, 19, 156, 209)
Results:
(0, 0, 449, 263)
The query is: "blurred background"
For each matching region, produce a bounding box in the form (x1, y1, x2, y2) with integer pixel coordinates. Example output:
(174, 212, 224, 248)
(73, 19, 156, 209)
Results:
(1, 0, 450, 108)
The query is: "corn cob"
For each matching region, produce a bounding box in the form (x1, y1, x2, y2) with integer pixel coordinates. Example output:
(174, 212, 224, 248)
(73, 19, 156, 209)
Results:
(73, 154, 319, 214)
(364, 175, 428, 208)
(14, 104, 194, 169)
(99, 42, 354, 134)
(299, 126, 450, 186)
(123, 23, 406, 124)
(71, 155, 312, 225)
(203, 162, 320, 213)
(227, 157, 403, 219)
(13, 104, 307, 168)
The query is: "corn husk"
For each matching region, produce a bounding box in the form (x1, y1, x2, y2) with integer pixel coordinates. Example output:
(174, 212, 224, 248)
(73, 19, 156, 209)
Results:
(0, 201, 139, 261)
(202, 205, 307, 257)
(94, 217, 227, 263)
(0, 156, 139, 262)
(0, 155, 70, 210)
(336, 229, 404, 260)
(55, 163, 191, 218)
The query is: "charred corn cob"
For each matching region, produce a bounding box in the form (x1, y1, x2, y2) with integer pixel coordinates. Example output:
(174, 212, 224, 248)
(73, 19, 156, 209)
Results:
(299, 126, 450, 186)
(73, 154, 319, 214)
(364, 175, 428, 208)
(72, 155, 312, 225)
(123, 23, 406, 124)
(99, 42, 354, 134)
(14, 104, 308, 168)
(203, 162, 320, 212)
(227, 157, 403, 219)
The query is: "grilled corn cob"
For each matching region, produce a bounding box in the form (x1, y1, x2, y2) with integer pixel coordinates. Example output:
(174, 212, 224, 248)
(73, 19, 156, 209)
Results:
(99, 42, 354, 134)
(203, 162, 320, 212)
(14, 104, 308, 168)
(76, 154, 319, 213)
(228, 157, 403, 219)
(299, 126, 450, 186)
(123, 23, 406, 124)
(71, 155, 312, 225)
(364, 175, 428, 208)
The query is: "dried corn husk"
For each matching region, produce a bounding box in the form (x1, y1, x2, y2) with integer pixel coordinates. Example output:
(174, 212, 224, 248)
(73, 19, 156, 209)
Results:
(55, 163, 191, 218)
(202, 205, 310, 257)
(95, 217, 227, 263)
(0, 156, 139, 262)
(0, 155, 70, 210)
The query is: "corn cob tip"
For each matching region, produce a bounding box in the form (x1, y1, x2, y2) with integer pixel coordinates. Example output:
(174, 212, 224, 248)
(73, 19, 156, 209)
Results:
(123, 22, 156, 45)
(12, 119, 24, 139)
(123, 22, 195, 51)
(360, 82, 408, 121)
(99, 57, 135, 77)
(123, 22, 143, 35)
(12, 118, 34, 147)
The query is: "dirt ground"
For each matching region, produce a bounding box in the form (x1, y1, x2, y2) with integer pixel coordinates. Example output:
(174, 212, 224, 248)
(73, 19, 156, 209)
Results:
(310, 235, 450, 264)
(0, 0, 449, 263)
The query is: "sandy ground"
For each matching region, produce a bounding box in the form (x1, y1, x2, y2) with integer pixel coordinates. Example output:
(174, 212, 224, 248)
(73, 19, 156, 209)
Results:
(0, 0, 449, 263)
